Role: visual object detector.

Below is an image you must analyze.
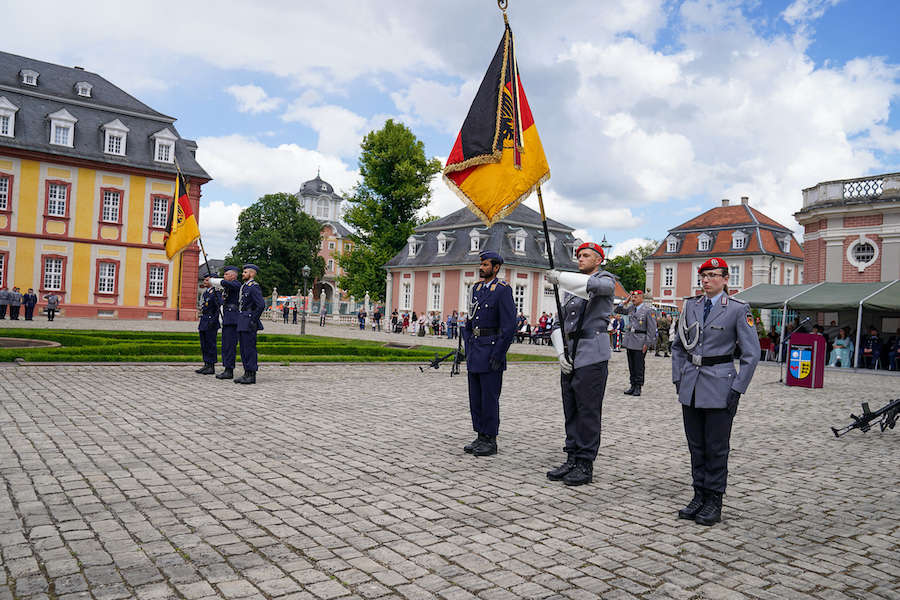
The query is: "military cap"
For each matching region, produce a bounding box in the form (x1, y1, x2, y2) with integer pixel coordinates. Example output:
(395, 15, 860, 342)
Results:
(243, 263, 260, 273)
(223, 265, 239, 273)
(698, 257, 728, 272)
(632, 289, 644, 295)
(576, 242, 605, 259)
(479, 251, 504, 265)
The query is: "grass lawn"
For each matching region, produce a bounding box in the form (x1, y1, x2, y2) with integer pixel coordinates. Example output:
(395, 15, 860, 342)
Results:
(0, 329, 550, 364)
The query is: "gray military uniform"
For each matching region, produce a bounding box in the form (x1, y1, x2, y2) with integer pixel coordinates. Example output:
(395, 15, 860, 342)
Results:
(615, 301, 657, 350)
(0, 289, 8, 319)
(550, 270, 616, 462)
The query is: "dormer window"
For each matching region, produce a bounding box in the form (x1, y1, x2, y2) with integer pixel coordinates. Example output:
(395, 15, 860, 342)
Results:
(436, 232, 454, 255)
(75, 82, 92, 97)
(48, 108, 77, 148)
(515, 236, 525, 253)
(781, 236, 791, 253)
(151, 127, 178, 164)
(20, 70, 38, 86)
(408, 235, 423, 257)
(102, 119, 129, 156)
(666, 236, 678, 253)
(732, 231, 747, 250)
(697, 233, 711, 252)
(507, 227, 527, 254)
(0, 97, 18, 138)
(469, 228, 487, 252)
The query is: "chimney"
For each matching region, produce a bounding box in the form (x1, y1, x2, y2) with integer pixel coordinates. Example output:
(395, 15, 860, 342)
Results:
(741, 196, 749, 205)
(73, 66, 84, 71)
(721, 198, 730, 207)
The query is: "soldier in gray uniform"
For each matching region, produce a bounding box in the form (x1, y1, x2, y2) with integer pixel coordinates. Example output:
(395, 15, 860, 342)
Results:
(545, 242, 617, 486)
(9, 287, 22, 320)
(672, 257, 760, 526)
(0, 286, 8, 319)
(614, 290, 657, 396)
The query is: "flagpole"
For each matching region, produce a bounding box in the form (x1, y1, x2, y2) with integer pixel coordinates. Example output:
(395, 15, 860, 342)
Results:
(537, 185, 570, 364)
(176, 252, 183, 321)
(173, 158, 213, 278)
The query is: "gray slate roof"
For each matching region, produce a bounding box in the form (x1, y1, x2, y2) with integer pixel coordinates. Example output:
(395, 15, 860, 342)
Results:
(385, 204, 580, 271)
(320, 219, 353, 238)
(0, 51, 209, 180)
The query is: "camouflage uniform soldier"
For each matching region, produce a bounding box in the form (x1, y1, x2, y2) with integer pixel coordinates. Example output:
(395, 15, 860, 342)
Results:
(655, 313, 671, 357)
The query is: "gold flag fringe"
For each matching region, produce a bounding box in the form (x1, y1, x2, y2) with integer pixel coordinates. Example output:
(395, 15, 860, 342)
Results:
(442, 169, 550, 229)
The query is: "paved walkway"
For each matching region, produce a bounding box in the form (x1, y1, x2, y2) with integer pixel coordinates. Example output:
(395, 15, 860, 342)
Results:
(0, 353, 897, 599)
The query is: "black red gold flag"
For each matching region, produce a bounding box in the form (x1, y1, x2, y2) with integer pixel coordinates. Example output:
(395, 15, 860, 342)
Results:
(164, 170, 200, 259)
(443, 22, 550, 227)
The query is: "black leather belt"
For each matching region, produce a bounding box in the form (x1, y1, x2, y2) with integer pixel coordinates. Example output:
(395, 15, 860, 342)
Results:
(224, 304, 238, 310)
(472, 327, 499, 337)
(566, 330, 607, 341)
(630, 329, 646, 333)
(690, 353, 733, 366)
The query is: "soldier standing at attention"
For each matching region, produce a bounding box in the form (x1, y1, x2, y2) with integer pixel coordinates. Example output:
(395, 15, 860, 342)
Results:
(0, 286, 8, 319)
(655, 312, 671, 357)
(196, 278, 221, 374)
(615, 290, 657, 396)
(9, 287, 22, 320)
(235, 264, 265, 384)
(544, 242, 617, 486)
(208, 266, 240, 379)
(672, 258, 760, 526)
(462, 251, 516, 457)
(23, 289, 38, 321)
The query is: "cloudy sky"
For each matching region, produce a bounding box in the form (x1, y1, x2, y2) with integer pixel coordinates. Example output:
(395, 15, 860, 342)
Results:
(6, 0, 900, 259)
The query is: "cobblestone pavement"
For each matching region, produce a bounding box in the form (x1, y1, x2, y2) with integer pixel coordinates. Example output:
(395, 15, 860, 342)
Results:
(1, 356, 898, 600)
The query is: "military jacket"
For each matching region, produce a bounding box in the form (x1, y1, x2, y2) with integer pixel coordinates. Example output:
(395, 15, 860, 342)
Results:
(23, 293, 37, 307)
(9, 292, 22, 306)
(463, 278, 516, 373)
(211, 278, 241, 326)
(198, 288, 221, 332)
(0, 290, 7, 305)
(614, 302, 657, 350)
(657, 316, 670, 341)
(237, 279, 265, 332)
(551, 270, 616, 368)
(671, 294, 760, 409)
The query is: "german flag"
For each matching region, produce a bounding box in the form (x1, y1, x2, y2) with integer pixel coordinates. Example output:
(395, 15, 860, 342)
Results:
(443, 22, 550, 227)
(164, 170, 200, 259)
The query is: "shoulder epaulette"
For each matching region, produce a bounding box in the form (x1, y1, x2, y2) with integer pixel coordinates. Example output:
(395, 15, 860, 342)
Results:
(728, 296, 747, 305)
(247, 281, 258, 286)
(498, 280, 509, 287)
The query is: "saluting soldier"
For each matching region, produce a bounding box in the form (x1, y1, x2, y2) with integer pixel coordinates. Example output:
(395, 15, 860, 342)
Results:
(655, 312, 671, 357)
(672, 257, 760, 526)
(544, 242, 617, 486)
(461, 251, 516, 457)
(235, 264, 265, 384)
(208, 266, 240, 379)
(614, 290, 657, 396)
(196, 278, 221, 374)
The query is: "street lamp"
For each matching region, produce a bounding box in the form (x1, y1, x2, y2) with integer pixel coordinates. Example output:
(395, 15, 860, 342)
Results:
(301, 264, 311, 335)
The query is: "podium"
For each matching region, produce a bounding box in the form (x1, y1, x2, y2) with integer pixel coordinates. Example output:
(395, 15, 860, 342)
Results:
(785, 333, 826, 388)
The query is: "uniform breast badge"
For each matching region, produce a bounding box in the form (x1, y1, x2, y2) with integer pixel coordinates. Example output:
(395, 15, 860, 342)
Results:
(746, 314, 755, 327)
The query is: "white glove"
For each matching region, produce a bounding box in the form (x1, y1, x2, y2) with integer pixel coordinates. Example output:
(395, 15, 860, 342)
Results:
(208, 277, 224, 289)
(556, 271, 591, 299)
(545, 269, 561, 285)
(557, 353, 573, 375)
(550, 328, 573, 374)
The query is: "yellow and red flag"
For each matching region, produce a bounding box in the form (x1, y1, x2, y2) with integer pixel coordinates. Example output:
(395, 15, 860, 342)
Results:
(164, 170, 200, 259)
(443, 22, 550, 227)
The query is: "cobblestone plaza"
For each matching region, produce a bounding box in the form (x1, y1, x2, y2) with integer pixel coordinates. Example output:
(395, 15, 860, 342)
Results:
(0, 323, 898, 599)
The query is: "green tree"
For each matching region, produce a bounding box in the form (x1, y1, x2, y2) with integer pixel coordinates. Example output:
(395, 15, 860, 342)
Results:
(337, 119, 442, 301)
(604, 241, 658, 293)
(225, 193, 325, 296)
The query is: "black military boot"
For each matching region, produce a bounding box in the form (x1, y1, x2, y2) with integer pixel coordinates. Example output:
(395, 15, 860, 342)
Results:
(677, 488, 706, 520)
(624, 385, 635, 395)
(562, 458, 593, 486)
(547, 456, 577, 481)
(234, 371, 256, 384)
(694, 491, 722, 526)
(472, 435, 497, 456)
(216, 368, 233, 380)
(196, 363, 215, 375)
(631, 385, 642, 397)
(464, 434, 484, 454)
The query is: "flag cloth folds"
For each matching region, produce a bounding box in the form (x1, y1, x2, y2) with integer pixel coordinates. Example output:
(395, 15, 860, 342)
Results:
(164, 171, 200, 259)
(443, 22, 550, 227)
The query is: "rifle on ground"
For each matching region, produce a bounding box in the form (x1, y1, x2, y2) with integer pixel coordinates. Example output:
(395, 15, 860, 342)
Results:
(419, 331, 465, 377)
(831, 399, 900, 437)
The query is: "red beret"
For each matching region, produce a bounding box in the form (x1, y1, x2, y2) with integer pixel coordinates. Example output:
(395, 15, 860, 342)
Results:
(698, 257, 728, 273)
(576, 242, 605, 260)
(632, 290, 644, 295)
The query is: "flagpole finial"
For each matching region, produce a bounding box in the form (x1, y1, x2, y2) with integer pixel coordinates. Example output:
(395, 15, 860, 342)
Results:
(497, 0, 508, 23)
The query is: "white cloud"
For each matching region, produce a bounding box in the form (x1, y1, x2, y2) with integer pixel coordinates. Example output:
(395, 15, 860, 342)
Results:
(391, 78, 479, 134)
(782, 0, 844, 26)
(225, 84, 283, 113)
(281, 100, 373, 157)
(198, 200, 244, 259)
(609, 237, 656, 259)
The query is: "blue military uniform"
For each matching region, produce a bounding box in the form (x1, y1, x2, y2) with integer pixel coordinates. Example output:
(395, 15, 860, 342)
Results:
(210, 266, 240, 379)
(196, 286, 221, 373)
(462, 252, 516, 456)
(236, 264, 265, 383)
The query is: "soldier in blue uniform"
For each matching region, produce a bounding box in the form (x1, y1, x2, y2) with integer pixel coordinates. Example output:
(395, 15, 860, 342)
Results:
(462, 251, 517, 457)
(208, 266, 240, 379)
(235, 263, 265, 384)
(196, 278, 221, 374)
(672, 257, 760, 525)
(545, 242, 617, 486)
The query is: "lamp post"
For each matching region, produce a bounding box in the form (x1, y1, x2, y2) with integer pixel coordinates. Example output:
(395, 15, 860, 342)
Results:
(301, 264, 310, 335)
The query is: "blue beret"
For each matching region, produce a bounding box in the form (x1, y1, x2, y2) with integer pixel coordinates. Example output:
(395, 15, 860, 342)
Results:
(479, 251, 503, 265)
(223, 265, 239, 273)
(243, 263, 260, 272)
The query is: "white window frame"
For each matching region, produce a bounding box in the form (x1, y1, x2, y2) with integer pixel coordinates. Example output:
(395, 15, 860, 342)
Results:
(328, 241, 335, 250)
(732, 232, 746, 249)
(48, 108, 77, 148)
(781, 236, 791, 253)
(102, 119, 129, 156)
(147, 266, 166, 297)
(0, 175, 9, 211)
(430, 281, 442, 311)
(151, 128, 178, 164)
(0, 254, 4, 286)
(21, 70, 38, 86)
(75, 82, 92, 97)
(846, 236, 878, 272)
(785, 266, 793, 285)
(469, 230, 482, 252)
(438, 239, 448, 254)
(317, 199, 329, 218)
(101, 190, 120, 223)
(772, 265, 779, 284)
(44, 257, 63, 290)
(698, 234, 711, 252)
(97, 262, 116, 294)
(666, 237, 678, 253)
(407, 236, 421, 257)
(462, 281, 475, 313)
(514, 236, 525, 253)
(0, 97, 18, 138)
(151, 197, 168, 228)
(513, 283, 527, 314)
(400, 282, 412, 311)
(663, 266, 674, 287)
(729, 264, 741, 288)
(47, 183, 67, 217)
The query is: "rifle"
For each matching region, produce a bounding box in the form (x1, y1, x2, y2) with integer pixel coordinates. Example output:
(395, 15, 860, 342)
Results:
(831, 399, 900, 437)
(419, 328, 466, 377)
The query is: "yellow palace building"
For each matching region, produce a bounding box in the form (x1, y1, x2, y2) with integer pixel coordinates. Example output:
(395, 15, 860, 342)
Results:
(0, 51, 210, 319)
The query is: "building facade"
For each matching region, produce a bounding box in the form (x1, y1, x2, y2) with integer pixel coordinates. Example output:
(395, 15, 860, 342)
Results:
(383, 204, 623, 321)
(646, 197, 804, 311)
(0, 51, 209, 319)
(795, 173, 900, 283)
